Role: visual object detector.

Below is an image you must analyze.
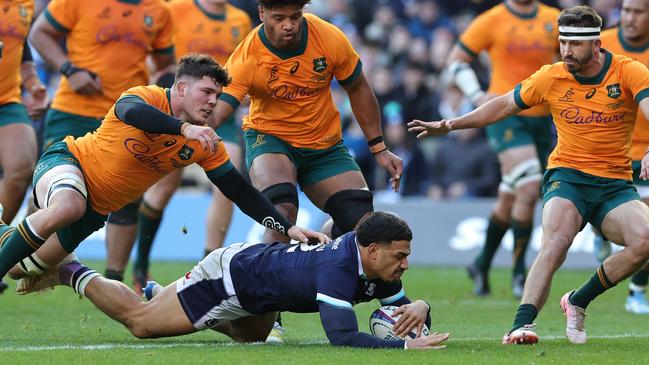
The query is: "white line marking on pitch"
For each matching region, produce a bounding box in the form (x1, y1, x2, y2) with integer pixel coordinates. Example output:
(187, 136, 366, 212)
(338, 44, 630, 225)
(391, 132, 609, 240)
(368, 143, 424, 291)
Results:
(3, 334, 649, 352)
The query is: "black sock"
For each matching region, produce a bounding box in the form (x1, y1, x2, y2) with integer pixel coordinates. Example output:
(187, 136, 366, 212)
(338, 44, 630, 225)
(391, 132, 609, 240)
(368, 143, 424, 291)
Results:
(475, 215, 509, 272)
(512, 303, 538, 331)
(511, 219, 532, 277)
(104, 268, 124, 282)
(570, 265, 616, 309)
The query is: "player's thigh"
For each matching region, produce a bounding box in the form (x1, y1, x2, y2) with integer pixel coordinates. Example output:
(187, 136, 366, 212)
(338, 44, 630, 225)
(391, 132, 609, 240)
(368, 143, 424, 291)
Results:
(496, 145, 538, 175)
(135, 281, 197, 337)
(34, 164, 85, 208)
(540, 197, 582, 251)
(248, 153, 298, 190)
(303, 170, 368, 210)
(600, 200, 649, 246)
(228, 312, 277, 343)
(143, 169, 183, 208)
(0, 123, 37, 172)
(223, 141, 243, 170)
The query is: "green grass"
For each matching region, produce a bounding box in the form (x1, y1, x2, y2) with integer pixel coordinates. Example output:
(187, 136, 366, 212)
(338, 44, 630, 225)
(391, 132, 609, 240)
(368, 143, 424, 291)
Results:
(2, 262, 649, 364)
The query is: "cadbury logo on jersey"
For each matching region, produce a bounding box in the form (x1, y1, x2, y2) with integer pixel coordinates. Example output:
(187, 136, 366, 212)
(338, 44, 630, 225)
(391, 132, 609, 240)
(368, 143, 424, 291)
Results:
(270, 84, 319, 100)
(124, 138, 169, 174)
(560, 106, 625, 125)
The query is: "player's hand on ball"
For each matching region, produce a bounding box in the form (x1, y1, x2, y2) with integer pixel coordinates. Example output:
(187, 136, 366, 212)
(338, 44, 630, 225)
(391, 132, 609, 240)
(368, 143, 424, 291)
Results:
(407, 119, 452, 139)
(405, 332, 450, 350)
(393, 300, 430, 338)
(287, 226, 331, 244)
(182, 124, 221, 153)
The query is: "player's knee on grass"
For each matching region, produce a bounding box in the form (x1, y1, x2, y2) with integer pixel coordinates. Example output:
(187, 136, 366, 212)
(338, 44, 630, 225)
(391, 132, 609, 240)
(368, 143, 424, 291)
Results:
(324, 189, 374, 239)
(228, 313, 277, 343)
(107, 200, 140, 225)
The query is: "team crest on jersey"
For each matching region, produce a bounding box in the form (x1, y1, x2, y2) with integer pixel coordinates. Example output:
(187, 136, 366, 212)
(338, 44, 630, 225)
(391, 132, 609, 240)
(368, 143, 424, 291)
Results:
(547, 181, 560, 192)
(178, 145, 194, 160)
(606, 83, 621, 99)
(18, 5, 27, 17)
(143, 15, 153, 27)
(313, 57, 327, 73)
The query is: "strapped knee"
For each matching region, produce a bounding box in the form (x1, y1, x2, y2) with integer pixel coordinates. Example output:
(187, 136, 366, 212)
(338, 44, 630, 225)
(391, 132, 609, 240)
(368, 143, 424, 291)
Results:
(107, 198, 142, 225)
(262, 183, 298, 208)
(41, 173, 88, 208)
(324, 189, 374, 238)
(17, 253, 50, 277)
(500, 159, 542, 192)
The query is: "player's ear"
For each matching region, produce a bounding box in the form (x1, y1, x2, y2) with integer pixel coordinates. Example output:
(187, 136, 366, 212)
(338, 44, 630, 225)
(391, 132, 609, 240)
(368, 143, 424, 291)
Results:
(368, 243, 380, 259)
(258, 5, 264, 22)
(177, 80, 187, 97)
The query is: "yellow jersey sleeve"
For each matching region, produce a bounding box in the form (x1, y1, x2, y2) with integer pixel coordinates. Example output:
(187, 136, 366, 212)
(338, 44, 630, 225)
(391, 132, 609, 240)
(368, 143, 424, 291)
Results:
(621, 60, 649, 103)
(327, 23, 362, 85)
(200, 142, 233, 177)
(44, 0, 79, 32)
(220, 36, 256, 108)
(458, 11, 493, 57)
(152, 5, 175, 53)
(514, 65, 555, 109)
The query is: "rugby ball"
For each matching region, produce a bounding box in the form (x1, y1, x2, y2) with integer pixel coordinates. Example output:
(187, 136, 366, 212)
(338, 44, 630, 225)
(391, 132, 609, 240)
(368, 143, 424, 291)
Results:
(369, 305, 430, 340)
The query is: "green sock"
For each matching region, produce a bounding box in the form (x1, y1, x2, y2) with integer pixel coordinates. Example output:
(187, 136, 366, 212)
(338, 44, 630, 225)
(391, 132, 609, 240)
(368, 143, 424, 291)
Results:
(511, 219, 532, 277)
(134, 202, 163, 276)
(0, 218, 45, 277)
(475, 215, 509, 272)
(570, 265, 616, 309)
(631, 265, 649, 288)
(512, 303, 537, 331)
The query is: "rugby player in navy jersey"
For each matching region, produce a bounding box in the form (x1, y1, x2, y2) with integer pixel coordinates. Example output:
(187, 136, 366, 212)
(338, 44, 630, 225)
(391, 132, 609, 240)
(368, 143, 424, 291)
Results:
(26, 212, 450, 349)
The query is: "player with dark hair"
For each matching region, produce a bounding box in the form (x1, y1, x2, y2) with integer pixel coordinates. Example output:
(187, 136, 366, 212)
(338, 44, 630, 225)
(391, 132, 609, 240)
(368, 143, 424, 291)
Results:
(124, 0, 254, 294)
(13, 211, 450, 350)
(0, 53, 328, 293)
(29, 0, 178, 284)
(409, 6, 649, 344)
(445, 0, 559, 298)
(210, 0, 403, 338)
(595, 0, 649, 314)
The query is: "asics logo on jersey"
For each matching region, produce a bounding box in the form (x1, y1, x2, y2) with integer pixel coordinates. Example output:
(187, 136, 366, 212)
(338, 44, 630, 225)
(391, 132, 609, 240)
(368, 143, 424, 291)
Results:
(585, 88, 596, 99)
(124, 138, 169, 174)
(560, 106, 626, 125)
(262, 217, 285, 234)
(290, 62, 300, 75)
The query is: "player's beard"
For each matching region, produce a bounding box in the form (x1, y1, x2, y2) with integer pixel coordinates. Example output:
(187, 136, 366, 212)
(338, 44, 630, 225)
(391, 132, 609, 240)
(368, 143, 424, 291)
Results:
(563, 51, 593, 73)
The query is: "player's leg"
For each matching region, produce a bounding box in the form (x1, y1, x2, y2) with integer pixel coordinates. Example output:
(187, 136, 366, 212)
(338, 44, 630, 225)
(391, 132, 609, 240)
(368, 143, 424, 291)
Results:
(204, 141, 242, 256)
(63, 266, 197, 338)
(468, 190, 513, 296)
(224, 312, 278, 343)
(625, 171, 649, 313)
(300, 142, 372, 238)
(0, 157, 87, 278)
(104, 200, 140, 282)
(0, 106, 38, 222)
(133, 170, 183, 291)
(245, 132, 299, 244)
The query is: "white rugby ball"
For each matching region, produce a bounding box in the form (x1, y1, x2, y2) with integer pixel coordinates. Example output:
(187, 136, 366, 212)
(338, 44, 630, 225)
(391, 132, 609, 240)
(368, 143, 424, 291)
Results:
(369, 305, 430, 340)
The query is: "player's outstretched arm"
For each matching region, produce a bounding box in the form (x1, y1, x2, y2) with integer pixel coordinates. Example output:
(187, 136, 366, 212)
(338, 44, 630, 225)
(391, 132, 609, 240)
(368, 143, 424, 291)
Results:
(207, 167, 330, 244)
(342, 72, 403, 192)
(407, 90, 521, 139)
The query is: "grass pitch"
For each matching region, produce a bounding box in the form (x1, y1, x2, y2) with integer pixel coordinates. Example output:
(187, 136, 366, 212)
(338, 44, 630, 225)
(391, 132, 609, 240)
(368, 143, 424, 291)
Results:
(2, 262, 649, 364)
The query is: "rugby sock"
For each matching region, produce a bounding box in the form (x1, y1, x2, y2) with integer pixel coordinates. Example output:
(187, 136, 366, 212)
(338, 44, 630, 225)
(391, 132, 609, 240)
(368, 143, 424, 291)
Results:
(134, 201, 163, 276)
(511, 220, 532, 277)
(511, 303, 537, 331)
(570, 265, 616, 309)
(61, 262, 100, 297)
(0, 217, 45, 277)
(104, 268, 124, 282)
(629, 264, 649, 296)
(474, 215, 509, 272)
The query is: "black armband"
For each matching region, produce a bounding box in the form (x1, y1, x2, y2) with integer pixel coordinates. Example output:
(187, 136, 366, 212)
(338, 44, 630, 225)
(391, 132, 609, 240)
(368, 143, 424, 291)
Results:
(59, 61, 96, 79)
(208, 167, 293, 235)
(115, 96, 184, 135)
(367, 136, 383, 147)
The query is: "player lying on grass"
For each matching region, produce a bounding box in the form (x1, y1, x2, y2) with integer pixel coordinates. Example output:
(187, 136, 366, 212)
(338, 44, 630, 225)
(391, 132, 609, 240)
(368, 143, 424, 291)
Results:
(0, 53, 328, 291)
(20, 211, 450, 349)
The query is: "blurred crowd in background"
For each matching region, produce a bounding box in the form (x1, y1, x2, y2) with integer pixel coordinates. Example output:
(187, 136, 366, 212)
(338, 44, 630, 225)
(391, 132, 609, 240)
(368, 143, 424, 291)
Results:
(28, 0, 623, 201)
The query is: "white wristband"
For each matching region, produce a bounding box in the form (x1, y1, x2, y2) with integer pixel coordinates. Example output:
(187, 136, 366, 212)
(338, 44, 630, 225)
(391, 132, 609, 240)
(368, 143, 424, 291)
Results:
(404, 340, 408, 350)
